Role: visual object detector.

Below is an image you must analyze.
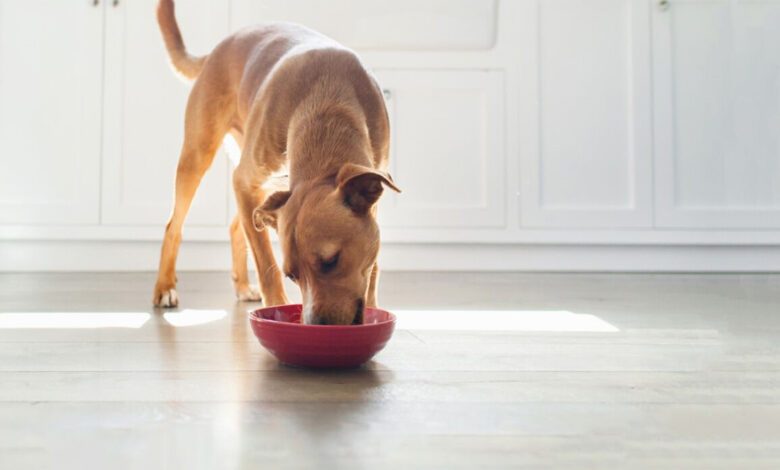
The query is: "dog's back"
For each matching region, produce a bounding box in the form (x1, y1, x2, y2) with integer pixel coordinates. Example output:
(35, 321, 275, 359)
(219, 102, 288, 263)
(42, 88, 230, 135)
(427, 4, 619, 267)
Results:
(156, 1, 387, 166)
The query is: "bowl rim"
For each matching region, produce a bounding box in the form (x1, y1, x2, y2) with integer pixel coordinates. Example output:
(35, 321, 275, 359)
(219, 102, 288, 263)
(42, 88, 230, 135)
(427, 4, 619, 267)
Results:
(248, 304, 396, 330)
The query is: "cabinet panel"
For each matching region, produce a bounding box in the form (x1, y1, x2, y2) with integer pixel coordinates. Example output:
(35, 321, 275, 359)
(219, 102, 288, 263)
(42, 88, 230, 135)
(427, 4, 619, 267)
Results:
(374, 70, 505, 229)
(653, 0, 780, 227)
(230, 0, 497, 51)
(519, 0, 652, 228)
(0, 0, 102, 224)
(101, 0, 230, 227)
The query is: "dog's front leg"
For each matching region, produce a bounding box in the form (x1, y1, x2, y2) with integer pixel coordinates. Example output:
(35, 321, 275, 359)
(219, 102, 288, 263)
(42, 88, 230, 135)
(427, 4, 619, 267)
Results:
(366, 262, 380, 308)
(233, 170, 289, 307)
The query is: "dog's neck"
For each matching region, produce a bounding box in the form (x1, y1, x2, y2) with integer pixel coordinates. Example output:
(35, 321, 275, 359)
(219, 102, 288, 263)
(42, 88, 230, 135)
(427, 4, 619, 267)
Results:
(286, 83, 374, 189)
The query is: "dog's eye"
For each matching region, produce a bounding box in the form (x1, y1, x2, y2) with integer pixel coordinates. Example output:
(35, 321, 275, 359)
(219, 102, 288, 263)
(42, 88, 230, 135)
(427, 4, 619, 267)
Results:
(320, 253, 339, 274)
(285, 273, 297, 283)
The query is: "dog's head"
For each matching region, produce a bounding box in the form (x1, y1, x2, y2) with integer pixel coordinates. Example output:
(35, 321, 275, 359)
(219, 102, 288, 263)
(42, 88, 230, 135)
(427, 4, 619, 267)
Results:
(253, 163, 400, 325)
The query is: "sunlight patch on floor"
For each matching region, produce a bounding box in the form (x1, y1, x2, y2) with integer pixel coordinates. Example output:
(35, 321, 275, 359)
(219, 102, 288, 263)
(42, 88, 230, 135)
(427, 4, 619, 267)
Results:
(0, 312, 150, 329)
(163, 309, 227, 327)
(393, 310, 619, 332)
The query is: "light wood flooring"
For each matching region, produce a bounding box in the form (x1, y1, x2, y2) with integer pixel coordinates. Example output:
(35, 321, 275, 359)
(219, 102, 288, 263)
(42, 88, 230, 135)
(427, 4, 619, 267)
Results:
(0, 271, 779, 469)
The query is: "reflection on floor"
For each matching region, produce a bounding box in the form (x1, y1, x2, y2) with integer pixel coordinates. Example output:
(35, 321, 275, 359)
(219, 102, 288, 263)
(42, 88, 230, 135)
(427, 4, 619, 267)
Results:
(0, 271, 779, 469)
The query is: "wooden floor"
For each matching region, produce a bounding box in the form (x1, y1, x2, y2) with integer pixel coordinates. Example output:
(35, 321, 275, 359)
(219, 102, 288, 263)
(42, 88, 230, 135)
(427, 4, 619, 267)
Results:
(0, 271, 779, 469)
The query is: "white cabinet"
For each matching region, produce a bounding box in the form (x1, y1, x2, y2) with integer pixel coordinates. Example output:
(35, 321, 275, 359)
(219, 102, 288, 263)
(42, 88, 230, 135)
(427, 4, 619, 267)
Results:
(2, 0, 780, 269)
(375, 70, 505, 229)
(653, 0, 780, 228)
(230, 0, 497, 51)
(0, 0, 103, 225)
(101, 0, 231, 227)
(518, 0, 653, 228)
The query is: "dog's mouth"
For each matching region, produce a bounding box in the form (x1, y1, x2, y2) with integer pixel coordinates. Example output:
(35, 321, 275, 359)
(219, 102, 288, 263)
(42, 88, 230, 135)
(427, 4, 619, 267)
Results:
(308, 299, 364, 325)
(351, 299, 364, 325)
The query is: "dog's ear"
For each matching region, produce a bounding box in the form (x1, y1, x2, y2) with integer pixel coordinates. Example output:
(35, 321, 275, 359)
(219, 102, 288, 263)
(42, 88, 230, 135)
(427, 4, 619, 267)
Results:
(336, 163, 401, 215)
(252, 190, 291, 231)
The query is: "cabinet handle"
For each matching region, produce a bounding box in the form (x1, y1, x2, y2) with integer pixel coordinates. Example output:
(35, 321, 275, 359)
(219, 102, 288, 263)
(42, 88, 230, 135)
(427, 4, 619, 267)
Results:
(113, 0, 119, 5)
(659, 0, 670, 11)
(382, 89, 392, 101)
(92, 0, 99, 6)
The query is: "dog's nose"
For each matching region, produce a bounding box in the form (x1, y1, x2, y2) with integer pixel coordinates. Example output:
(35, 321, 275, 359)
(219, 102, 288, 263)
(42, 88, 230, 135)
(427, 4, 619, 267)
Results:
(352, 299, 364, 325)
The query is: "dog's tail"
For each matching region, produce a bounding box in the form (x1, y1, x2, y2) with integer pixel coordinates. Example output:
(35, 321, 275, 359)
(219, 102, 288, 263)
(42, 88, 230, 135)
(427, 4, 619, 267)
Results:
(156, 0, 206, 81)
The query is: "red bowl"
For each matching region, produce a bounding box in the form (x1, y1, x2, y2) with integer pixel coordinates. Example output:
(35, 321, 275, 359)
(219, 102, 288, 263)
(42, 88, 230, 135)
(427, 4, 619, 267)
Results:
(249, 304, 396, 369)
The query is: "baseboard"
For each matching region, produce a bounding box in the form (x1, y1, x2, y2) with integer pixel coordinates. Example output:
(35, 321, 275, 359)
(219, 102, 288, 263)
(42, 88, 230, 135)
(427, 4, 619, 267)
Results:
(1, 240, 779, 272)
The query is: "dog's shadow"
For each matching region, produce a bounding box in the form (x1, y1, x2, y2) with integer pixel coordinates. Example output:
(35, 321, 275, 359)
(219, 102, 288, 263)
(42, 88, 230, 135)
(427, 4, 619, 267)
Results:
(245, 358, 393, 462)
(234, 300, 394, 437)
(255, 358, 389, 397)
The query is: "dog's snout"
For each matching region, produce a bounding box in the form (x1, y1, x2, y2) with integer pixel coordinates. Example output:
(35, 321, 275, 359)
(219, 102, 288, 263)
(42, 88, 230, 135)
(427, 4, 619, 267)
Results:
(305, 299, 365, 325)
(352, 299, 364, 325)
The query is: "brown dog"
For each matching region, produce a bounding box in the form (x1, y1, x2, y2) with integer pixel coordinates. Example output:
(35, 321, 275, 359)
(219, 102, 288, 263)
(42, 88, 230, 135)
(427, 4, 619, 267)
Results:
(153, 0, 399, 325)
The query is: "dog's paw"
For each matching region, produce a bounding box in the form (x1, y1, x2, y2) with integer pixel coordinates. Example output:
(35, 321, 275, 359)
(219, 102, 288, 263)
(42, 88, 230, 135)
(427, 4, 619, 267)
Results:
(236, 286, 261, 302)
(154, 287, 179, 308)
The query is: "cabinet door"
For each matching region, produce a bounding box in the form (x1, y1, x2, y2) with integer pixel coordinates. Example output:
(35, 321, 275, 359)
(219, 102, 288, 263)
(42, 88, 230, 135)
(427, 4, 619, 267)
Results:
(101, 0, 230, 227)
(518, 0, 653, 228)
(374, 70, 505, 229)
(0, 0, 102, 225)
(653, 0, 780, 228)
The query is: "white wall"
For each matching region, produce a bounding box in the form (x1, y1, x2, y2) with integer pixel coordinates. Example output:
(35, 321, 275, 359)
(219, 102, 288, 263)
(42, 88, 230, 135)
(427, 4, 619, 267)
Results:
(1, 0, 780, 272)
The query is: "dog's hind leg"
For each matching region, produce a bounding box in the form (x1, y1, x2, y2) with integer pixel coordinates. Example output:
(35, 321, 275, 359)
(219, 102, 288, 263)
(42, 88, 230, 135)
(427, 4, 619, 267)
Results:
(153, 79, 232, 307)
(229, 214, 261, 301)
(367, 262, 380, 308)
(224, 130, 261, 302)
